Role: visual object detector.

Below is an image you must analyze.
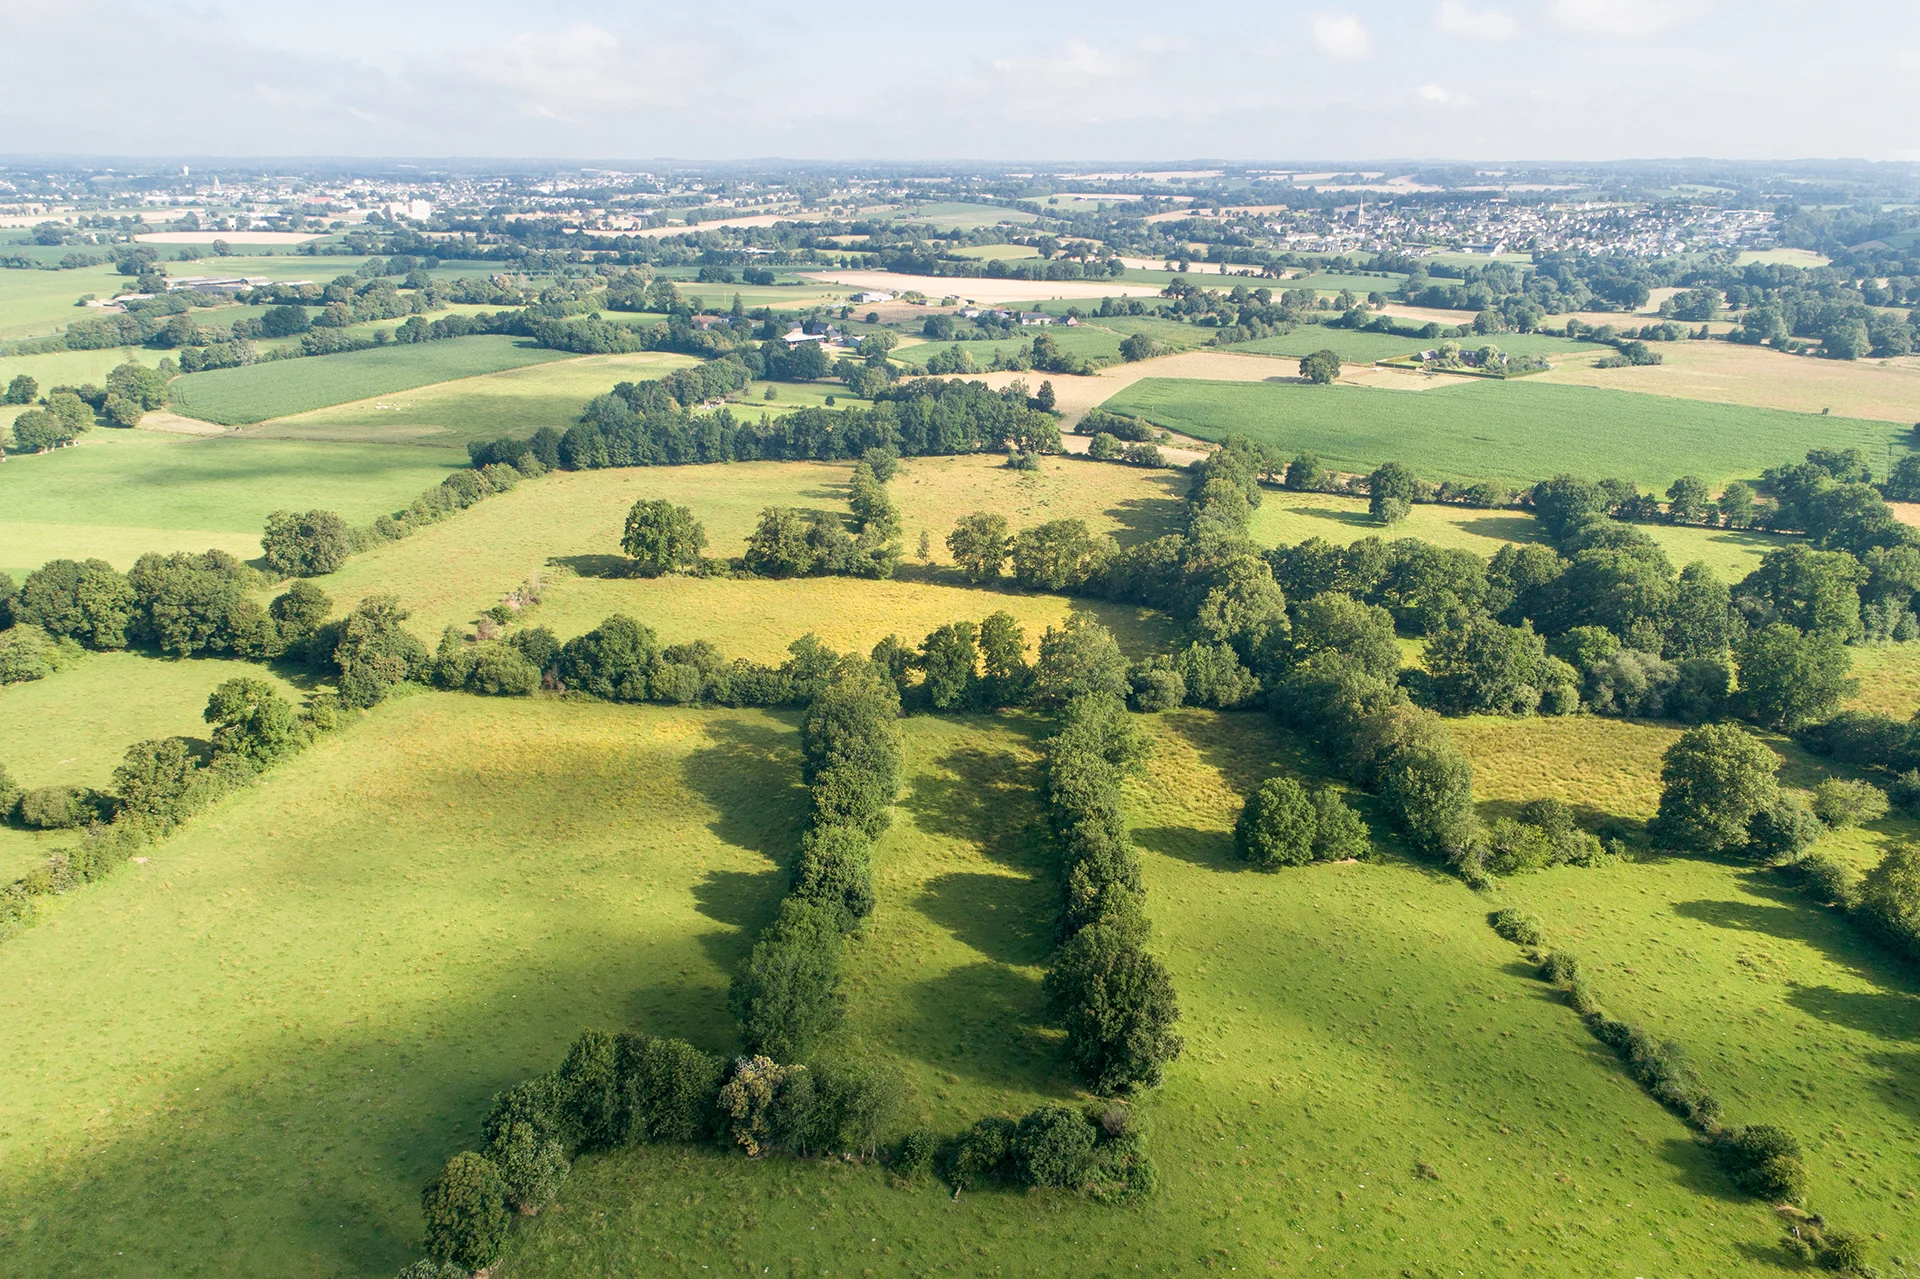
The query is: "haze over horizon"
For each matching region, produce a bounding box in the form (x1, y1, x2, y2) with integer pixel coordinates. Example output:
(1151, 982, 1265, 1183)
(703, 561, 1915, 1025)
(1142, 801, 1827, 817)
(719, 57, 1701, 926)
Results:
(4, 0, 1912, 164)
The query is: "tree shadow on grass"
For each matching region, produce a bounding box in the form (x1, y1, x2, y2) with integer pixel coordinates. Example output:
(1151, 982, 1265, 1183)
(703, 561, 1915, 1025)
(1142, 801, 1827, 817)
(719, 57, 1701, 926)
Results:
(1671, 877, 1912, 990)
(547, 552, 632, 579)
(1784, 984, 1920, 1042)
(1132, 823, 1238, 872)
(690, 866, 790, 976)
(914, 871, 1055, 968)
(1455, 513, 1546, 543)
(898, 743, 1045, 872)
(897, 961, 1066, 1095)
(680, 713, 806, 862)
(1658, 1135, 1760, 1207)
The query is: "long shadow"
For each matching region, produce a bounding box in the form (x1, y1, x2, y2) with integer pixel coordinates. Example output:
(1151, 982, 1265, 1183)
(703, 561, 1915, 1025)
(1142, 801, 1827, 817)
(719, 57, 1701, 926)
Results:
(690, 866, 789, 974)
(680, 713, 806, 861)
(1866, 1049, 1920, 1124)
(1785, 984, 1920, 1043)
(1455, 513, 1547, 543)
(897, 961, 1066, 1094)
(915, 871, 1054, 967)
(547, 552, 631, 579)
(898, 744, 1042, 870)
(1133, 823, 1238, 872)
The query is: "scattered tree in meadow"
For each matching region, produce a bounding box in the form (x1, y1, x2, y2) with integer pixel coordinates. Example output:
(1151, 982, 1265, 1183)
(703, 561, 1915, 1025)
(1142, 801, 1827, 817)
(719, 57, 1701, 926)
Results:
(947, 512, 1011, 583)
(620, 499, 707, 576)
(261, 509, 353, 578)
(1298, 349, 1342, 384)
(1653, 723, 1779, 854)
(1367, 461, 1419, 526)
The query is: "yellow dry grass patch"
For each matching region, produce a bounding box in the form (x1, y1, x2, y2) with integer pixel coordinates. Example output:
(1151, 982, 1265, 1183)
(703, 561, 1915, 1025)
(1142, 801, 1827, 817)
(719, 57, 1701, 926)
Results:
(1447, 715, 1683, 822)
(1537, 341, 1920, 424)
(1846, 643, 1920, 719)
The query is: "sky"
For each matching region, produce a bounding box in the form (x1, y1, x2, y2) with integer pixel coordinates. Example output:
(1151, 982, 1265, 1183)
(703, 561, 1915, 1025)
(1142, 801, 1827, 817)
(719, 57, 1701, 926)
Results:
(1, 0, 1914, 163)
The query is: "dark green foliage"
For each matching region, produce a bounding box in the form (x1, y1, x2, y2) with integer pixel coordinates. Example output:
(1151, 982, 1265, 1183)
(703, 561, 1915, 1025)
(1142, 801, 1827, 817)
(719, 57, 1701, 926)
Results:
(1713, 1125, 1809, 1203)
(0, 624, 77, 686)
(434, 633, 541, 697)
(1489, 908, 1545, 947)
(808, 1058, 903, 1158)
(916, 621, 979, 710)
(1014, 1105, 1098, 1188)
(557, 1029, 623, 1151)
(1425, 616, 1566, 716)
(127, 549, 266, 657)
(621, 499, 706, 576)
(1032, 616, 1129, 705)
(1127, 657, 1186, 712)
(895, 1128, 937, 1179)
(16, 558, 135, 649)
(268, 580, 332, 657)
(621, 1034, 725, 1145)
(18, 784, 106, 830)
(1747, 795, 1825, 863)
(394, 1259, 465, 1279)
(1174, 641, 1259, 709)
(729, 898, 846, 1059)
(947, 511, 1010, 583)
(1790, 852, 1859, 906)
(1010, 519, 1114, 592)
(976, 610, 1031, 707)
(1367, 461, 1421, 524)
(205, 677, 299, 766)
(1735, 624, 1856, 732)
(1289, 593, 1400, 681)
(556, 614, 658, 701)
(261, 509, 353, 577)
(790, 823, 875, 930)
(800, 665, 901, 836)
(111, 738, 200, 828)
(948, 1115, 1018, 1188)
(420, 1151, 509, 1271)
(1855, 844, 1920, 962)
(0, 761, 20, 821)
(1234, 776, 1316, 869)
(1044, 919, 1184, 1094)
(1298, 348, 1341, 384)
(487, 1120, 568, 1214)
(1653, 723, 1780, 854)
(332, 594, 431, 708)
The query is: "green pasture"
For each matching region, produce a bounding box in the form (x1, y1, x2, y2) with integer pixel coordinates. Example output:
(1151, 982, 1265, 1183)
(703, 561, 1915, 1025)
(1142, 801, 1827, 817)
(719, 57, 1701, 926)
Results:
(949, 244, 1042, 261)
(169, 336, 570, 425)
(891, 324, 1130, 369)
(0, 262, 128, 339)
(1104, 377, 1903, 488)
(253, 351, 700, 447)
(889, 202, 1037, 230)
(1223, 328, 1590, 363)
(495, 709, 1790, 1277)
(1287, 271, 1410, 294)
(0, 429, 459, 578)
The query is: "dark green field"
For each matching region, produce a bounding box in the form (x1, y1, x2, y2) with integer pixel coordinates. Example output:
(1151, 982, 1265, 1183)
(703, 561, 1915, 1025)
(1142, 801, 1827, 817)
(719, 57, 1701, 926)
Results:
(1105, 376, 1904, 486)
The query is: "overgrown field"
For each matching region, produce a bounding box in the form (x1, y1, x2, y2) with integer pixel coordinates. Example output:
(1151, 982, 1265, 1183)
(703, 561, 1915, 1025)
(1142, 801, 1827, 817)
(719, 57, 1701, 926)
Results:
(1106, 376, 1903, 488)
(0, 429, 460, 579)
(168, 336, 571, 425)
(492, 709, 1791, 1277)
(248, 351, 701, 447)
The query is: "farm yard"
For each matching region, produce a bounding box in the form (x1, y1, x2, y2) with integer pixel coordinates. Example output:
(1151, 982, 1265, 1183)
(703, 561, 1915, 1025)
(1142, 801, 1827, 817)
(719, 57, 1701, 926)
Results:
(6, 151, 1920, 1279)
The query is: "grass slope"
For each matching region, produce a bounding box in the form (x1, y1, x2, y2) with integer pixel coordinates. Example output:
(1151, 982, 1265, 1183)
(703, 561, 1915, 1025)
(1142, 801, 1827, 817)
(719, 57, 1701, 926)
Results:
(168, 336, 571, 426)
(1106, 377, 1902, 488)
(0, 694, 806, 1279)
(0, 429, 460, 579)
(495, 710, 1789, 1277)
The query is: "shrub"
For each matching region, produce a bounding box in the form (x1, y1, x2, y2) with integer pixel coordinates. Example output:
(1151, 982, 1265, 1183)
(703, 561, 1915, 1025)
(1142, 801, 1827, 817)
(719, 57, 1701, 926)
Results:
(1891, 769, 1920, 815)
(1539, 951, 1583, 985)
(205, 677, 300, 765)
(1127, 659, 1186, 712)
(1044, 920, 1184, 1094)
(790, 823, 875, 930)
(1309, 788, 1370, 860)
(947, 1116, 1016, 1188)
(1855, 844, 1920, 960)
(1013, 1105, 1098, 1189)
(394, 1261, 465, 1279)
(16, 558, 135, 649)
(729, 898, 845, 1059)
(1810, 778, 1889, 829)
(1792, 852, 1858, 906)
(1747, 795, 1824, 863)
(488, 1119, 568, 1214)
(1517, 797, 1575, 840)
(0, 761, 20, 820)
(111, 737, 200, 828)
(18, 784, 104, 830)
(420, 1151, 509, 1271)
(333, 594, 430, 708)
(894, 1128, 937, 1180)
(1489, 907, 1545, 947)
(1234, 776, 1316, 869)
(261, 509, 353, 577)
(716, 1055, 798, 1157)
(624, 1034, 725, 1144)
(1485, 816, 1555, 874)
(809, 1058, 902, 1158)
(556, 614, 658, 701)
(0, 624, 78, 686)
(1713, 1124, 1809, 1203)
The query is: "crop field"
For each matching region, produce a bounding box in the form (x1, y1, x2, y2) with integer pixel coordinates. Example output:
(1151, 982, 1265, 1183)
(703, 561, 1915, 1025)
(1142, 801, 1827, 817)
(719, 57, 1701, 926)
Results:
(249, 351, 701, 447)
(0, 694, 806, 1279)
(892, 324, 1139, 369)
(492, 708, 1789, 1277)
(1536, 339, 1920, 425)
(888, 201, 1037, 230)
(1246, 490, 1789, 580)
(167, 336, 573, 425)
(1104, 377, 1904, 488)
(0, 429, 460, 579)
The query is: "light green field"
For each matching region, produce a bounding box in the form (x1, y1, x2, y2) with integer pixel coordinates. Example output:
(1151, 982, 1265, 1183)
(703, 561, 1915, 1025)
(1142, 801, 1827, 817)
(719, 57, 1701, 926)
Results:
(948, 244, 1042, 261)
(0, 694, 806, 1279)
(1848, 643, 1920, 719)
(0, 262, 129, 338)
(1455, 714, 1920, 1244)
(0, 428, 460, 579)
(890, 202, 1038, 230)
(168, 336, 572, 426)
(891, 324, 1133, 369)
(1735, 249, 1832, 268)
(305, 454, 1187, 643)
(250, 351, 701, 447)
(495, 709, 1789, 1277)
(1288, 271, 1409, 294)
(1105, 377, 1903, 489)
(1224, 328, 1590, 363)
(0, 347, 174, 431)
(1247, 490, 1790, 581)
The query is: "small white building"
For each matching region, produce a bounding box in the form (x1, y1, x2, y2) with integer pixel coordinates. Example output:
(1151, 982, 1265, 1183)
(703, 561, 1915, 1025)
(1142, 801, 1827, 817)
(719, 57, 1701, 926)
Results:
(849, 290, 894, 304)
(1017, 311, 1055, 326)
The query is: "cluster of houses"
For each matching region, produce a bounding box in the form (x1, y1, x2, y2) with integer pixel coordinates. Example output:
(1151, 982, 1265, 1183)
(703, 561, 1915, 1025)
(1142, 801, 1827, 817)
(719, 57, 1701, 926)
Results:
(957, 307, 1077, 327)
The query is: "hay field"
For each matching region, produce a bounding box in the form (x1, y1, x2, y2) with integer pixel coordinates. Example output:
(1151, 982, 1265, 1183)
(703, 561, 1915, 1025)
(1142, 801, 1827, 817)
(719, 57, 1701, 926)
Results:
(496, 709, 1789, 1277)
(0, 695, 806, 1279)
(0, 429, 459, 579)
(168, 336, 572, 426)
(249, 351, 701, 447)
(1536, 340, 1920, 425)
(1105, 377, 1901, 488)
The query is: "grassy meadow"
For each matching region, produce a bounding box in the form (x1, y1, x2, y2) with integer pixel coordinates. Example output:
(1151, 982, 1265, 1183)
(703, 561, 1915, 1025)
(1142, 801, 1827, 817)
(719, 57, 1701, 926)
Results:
(0, 429, 460, 580)
(168, 336, 572, 425)
(1106, 376, 1904, 488)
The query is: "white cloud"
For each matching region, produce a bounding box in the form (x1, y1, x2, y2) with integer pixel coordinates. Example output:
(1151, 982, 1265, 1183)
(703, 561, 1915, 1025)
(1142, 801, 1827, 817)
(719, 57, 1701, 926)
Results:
(1551, 0, 1710, 36)
(1418, 83, 1469, 106)
(1436, 0, 1520, 40)
(1312, 12, 1372, 59)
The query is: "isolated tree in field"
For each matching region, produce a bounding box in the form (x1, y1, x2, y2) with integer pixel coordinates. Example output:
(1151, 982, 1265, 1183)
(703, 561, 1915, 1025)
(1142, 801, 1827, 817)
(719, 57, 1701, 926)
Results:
(1118, 332, 1160, 362)
(421, 1151, 509, 1271)
(1653, 722, 1779, 854)
(1367, 461, 1420, 526)
(261, 508, 353, 577)
(1299, 349, 1342, 385)
(1235, 776, 1317, 868)
(947, 512, 1011, 583)
(621, 499, 706, 576)
(4, 374, 37, 404)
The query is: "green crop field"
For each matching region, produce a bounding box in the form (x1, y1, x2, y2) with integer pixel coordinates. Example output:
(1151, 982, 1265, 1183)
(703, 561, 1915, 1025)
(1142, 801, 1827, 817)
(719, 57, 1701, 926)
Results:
(250, 351, 701, 447)
(0, 428, 460, 578)
(167, 336, 571, 425)
(949, 244, 1042, 261)
(1223, 328, 1591, 363)
(891, 324, 1134, 369)
(1287, 271, 1409, 293)
(889, 201, 1037, 230)
(1104, 377, 1905, 488)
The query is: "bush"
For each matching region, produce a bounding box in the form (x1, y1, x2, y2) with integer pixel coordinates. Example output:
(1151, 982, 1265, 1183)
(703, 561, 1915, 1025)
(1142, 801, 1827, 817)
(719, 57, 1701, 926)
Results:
(488, 1119, 568, 1214)
(1013, 1105, 1098, 1189)
(716, 1054, 799, 1157)
(947, 1115, 1016, 1189)
(894, 1128, 936, 1180)
(729, 898, 845, 1059)
(1653, 723, 1780, 854)
(1747, 794, 1824, 863)
(1310, 788, 1370, 860)
(18, 784, 104, 829)
(333, 594, 430, 708)
(1810, 778, 1889, 829)
(0, 624, 78, 686)
(624, 1034, 725, 1144)
(112, 737, 200, 828)
(0, 761, 20, 821)
(556, 614, 658, 701)
(1234, 776, 1316, 869)
(1044, 920, 1184, 1094)
(394, 1261, 465, 1279)
(1713, 1124, 1809, 1203)
(420, 1151, 509, 1271)
(1490, 907, 1545, 947)
(1791, 852, 1858, 905)
(1127, 659, 1186, 712)
(1854, 843, 1920, 960)
(261, 509, 353, 577)
(1890, 769, 1920, 814)
(1539, 951, 1583, 985)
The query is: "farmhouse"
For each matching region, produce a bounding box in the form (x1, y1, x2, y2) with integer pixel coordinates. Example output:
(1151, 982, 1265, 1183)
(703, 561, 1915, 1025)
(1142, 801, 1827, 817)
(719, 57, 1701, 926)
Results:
(849, 290, 894, 304)
(1018, 311, 1056, 326)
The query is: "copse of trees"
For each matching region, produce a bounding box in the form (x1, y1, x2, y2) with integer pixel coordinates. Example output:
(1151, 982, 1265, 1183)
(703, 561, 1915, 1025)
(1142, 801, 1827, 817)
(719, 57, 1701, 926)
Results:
(261, 509, 354, 577)
(1233, 776, 1370, 868)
